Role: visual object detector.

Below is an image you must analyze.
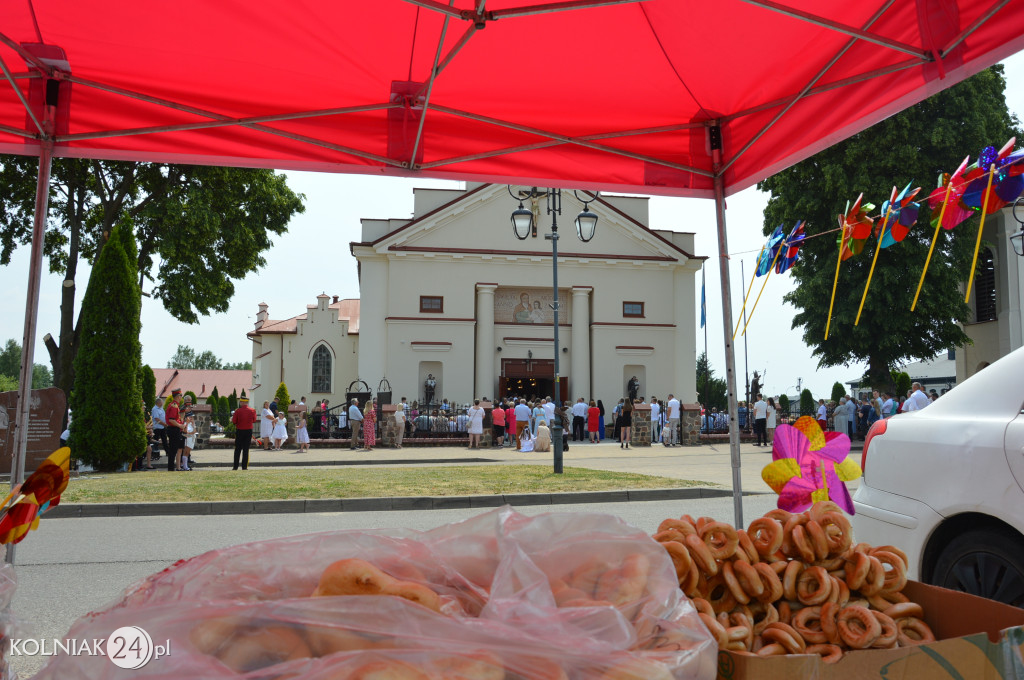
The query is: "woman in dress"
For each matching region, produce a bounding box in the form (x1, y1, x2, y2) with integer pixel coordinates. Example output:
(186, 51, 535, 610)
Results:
(534, 422, 551, 452)
(766, 397, 777, 445)
(467, 399, 485, 449)
(597, 400, 606, 441)
(619, 399, 633, 449)
(260, 401, 275, 450)
(531, 400, 547, 436)
(491, 400, 505, 449)
(505, 400, 516, 448)
(296, 411, 310, 452)
(587, 400, 601, 443)
(612, 399, 624, 442)
(272, 412, 288, 450)
(363, 398, 377, 450)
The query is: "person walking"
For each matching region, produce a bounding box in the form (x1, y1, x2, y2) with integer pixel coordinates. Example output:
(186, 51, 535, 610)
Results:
(271, 412, 288, 450)
(753, 394, 768, 447)
(180, 397, 196, 470)
(587, 400, 601, 443)
(231, 396, 257, 470)
(260, 401, 275, 450)
(348, 398, 363, 450)
(467, 399, 485, 450)
(816, 399, 828, 431)
(619, 399, 634, 449)
(505, 400, 516, 448)
(532, 399, 548, 436)
(363, 398, 377, 451)
(766, 397, 777, 444)
(666, 394, 681, 447)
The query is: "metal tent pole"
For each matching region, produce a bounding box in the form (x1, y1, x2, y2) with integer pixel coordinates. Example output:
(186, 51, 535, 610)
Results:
(711, 139, 744, 529)
(7, 137, 54, 566)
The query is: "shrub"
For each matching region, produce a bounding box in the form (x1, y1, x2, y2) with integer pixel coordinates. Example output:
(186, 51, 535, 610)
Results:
(831, 381, 846, 403)
(799, 389, 815, 417)
(778, 394, 790, 413)
(274, 382, 290, 409)
(140, 365, 156, 412)
(218, 395, 230, 426)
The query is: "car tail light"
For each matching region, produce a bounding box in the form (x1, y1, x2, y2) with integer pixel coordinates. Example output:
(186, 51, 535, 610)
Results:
(862, 419, 887, 472)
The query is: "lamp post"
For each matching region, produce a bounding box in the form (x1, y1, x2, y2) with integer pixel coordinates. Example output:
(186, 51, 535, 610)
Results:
(509, 186, 598, 474)
(1012, 197, 1024, 257)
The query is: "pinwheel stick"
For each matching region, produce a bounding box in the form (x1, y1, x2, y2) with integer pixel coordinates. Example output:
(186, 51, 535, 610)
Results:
(825, 226, 848, 340)
(855, 206, 892, 326)
(732, 248, 763, 341)
(741, 244, 784, 336)
(965, 164, 996, 304)
(912, 180, 955, 312)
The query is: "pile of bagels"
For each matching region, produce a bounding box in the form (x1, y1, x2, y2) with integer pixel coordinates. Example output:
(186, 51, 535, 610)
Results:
(652, 500, 934, 663)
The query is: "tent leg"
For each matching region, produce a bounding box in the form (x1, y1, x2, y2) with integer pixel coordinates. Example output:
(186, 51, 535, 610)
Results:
(6, 140, 54, 566)
(713, 173, 744, 529)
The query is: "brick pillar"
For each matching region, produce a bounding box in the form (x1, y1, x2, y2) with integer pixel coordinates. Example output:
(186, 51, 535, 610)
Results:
(680, 403, 701, 445)
(631, 403, 652, 447)
(381, 404, 399, 447)
(191, 404, 212, 449)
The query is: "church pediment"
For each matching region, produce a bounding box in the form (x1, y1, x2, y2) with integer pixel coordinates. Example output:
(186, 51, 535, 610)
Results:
(368, 184, 693, 263)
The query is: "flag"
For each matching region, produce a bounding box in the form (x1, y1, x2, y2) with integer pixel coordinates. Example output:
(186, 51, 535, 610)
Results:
(700, 268, 706, 328)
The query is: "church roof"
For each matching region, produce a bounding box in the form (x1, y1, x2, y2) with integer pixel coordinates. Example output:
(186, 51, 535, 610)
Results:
(249, 298, 360, 337)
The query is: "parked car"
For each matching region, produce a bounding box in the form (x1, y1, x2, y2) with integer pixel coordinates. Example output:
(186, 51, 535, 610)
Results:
(852, 346, 1024, 607)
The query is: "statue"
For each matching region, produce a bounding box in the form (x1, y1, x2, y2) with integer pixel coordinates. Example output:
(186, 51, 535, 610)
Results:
(750, 371, 762, 401)
(424, 374, 436, 405)
(627, 376, 640, 402)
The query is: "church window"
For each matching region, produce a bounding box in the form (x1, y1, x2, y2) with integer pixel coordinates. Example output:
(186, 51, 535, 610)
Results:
(623, 301, 645, 318)
(311, 345, 331, 392)
(420, 296, 444, 313)
(974, 248, 996, 323)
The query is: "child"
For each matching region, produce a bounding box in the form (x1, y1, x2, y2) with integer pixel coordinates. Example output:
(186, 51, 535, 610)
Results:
(272, 413, 288, 450)
(295, 411, 310, 452)
(181, 410, 196, 471)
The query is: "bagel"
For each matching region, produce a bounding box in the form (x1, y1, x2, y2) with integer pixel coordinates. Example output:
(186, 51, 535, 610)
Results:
(870, 610, 899, 649)
(792, 605, 828, 644)
(805, 643, 843, 664)
(214, 625, 312, 673)
(699, 521, 740, 561)
(314, 558, 442, 613)
(796, 566, 832, 606)
(897, 617, 935, 646)
(747, 518, 784, 558)
(761, 622, 806, 654)
(837, 605, 881, 649)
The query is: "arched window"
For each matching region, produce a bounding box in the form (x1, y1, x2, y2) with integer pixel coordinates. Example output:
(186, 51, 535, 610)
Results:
(311, 345, 332, 393)
(974, 248, 996, 323)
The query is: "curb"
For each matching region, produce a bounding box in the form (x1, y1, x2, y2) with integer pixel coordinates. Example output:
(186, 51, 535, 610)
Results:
(48, 487, 769, 518)
(144, 457, 498, 470)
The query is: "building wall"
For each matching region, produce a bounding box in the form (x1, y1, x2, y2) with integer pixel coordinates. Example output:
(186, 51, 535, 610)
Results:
(957, 208, 1024, 382)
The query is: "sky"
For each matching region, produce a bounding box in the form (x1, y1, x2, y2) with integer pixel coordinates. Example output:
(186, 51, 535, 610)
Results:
(2, 54, 1023, 401)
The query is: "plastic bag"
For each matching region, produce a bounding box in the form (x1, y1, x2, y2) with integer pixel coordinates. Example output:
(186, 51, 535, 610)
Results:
(32, 507, 717, 679)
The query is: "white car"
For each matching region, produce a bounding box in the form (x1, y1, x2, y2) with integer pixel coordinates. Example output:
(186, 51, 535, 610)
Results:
(852, 346, 1024, 607)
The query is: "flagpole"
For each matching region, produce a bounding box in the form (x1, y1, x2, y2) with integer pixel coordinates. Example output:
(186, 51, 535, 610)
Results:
(741, 260, 750, 434)
(702, 266, 708, 435)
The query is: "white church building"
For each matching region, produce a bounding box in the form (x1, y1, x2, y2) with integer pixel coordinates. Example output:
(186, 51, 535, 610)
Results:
(248, 183, 704, 408)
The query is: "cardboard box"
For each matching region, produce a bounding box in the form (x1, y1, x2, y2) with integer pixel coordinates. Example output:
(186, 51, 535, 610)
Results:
(716, 581, 1024, 680)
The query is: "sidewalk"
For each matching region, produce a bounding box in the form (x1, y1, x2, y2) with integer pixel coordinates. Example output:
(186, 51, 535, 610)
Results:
(54, 438, 862, 518)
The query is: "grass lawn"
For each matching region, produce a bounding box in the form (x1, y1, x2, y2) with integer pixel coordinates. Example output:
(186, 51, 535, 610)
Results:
(62, 465, 710, 503)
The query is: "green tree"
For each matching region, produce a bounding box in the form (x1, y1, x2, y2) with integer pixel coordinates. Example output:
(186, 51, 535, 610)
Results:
(831, 382, 846, 403)
(223, 360, 252, 370)
(218, 395, 230, 427)
(169, 345, 224, 370)
(0, 338, 54, 389)
(184, 390, 198, 405)
(210, 385, 220, 402)
(240, 388, 246, 399)
(228, 389, 238, 414)
(799, 389, 815, 417)
(140, 364, 156, 412)
(68, 224, 146, 470)
(778, 394, 790, 414)
(695, 352, 729, 412)
(0, 375, 16, 392)
(0, 159, 304, 397)
(893, 371, 912, 398)
(274, 382, 290, 410)
(758, 66, 1021, 389)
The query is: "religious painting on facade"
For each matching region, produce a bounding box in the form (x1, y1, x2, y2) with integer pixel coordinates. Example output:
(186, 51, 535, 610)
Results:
(494, 288, 571, 324)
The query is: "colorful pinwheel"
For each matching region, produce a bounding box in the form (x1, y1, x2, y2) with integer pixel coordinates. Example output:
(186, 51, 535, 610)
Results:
(839, 194, 875, 261)
(756, 226, 786, 276)
(877, 182, 921, 249)
(761, 416, 862, 514)
(926, 156, 972, 231)
(961, 138, 1024, 213)
(0, 447, 70, 544)
(774, 221, 805, 274)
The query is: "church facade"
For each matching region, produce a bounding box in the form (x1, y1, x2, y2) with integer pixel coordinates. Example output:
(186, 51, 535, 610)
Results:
(248, 183, 703, 408)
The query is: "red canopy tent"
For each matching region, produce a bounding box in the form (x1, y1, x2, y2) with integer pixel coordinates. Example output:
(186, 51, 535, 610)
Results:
(2, 0, 1023, 530)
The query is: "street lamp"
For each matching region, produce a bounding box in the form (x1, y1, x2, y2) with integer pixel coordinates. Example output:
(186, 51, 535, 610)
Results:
(508, 186, 599, 473)
(1012, 197, 1024, 257)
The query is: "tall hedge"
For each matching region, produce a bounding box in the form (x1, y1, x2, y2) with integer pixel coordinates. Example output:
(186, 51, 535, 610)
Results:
(69, 224, 146, 470)
(218, 395, 230, 426)
(799, 389, 815, 417)
(274, 382, 290, 409)
(140, 364, 156, 412)
(228, 389, 238, 414)
(830, 382, 846, 404)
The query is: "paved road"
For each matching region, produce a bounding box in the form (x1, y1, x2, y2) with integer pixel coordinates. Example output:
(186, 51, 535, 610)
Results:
(10, 496, 780, 678)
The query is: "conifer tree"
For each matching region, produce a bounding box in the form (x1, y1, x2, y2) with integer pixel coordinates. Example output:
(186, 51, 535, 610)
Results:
(69, 224, 146, 470)
(140, 364, 156, 412)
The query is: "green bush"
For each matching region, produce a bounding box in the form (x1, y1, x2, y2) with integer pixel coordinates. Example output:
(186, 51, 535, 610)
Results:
(778, 394, 790, 413)
(69, 224, 146, 470)
(274, 382, 290, 409)
(140, 365, 156, 412)
(218, 395, 230, 426)
(225, 422, 236, 437)
(799, 389, 815, 417)
(893, 371, 911, 399)
(228, 388, 238, 414)
(830, 382, 846, 403)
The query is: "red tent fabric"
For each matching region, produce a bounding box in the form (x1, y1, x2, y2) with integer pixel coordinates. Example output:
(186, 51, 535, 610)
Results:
(2, 0, 1022, 196)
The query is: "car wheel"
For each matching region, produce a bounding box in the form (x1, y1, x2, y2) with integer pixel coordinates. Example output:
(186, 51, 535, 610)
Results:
(932, 528, 1024, 608)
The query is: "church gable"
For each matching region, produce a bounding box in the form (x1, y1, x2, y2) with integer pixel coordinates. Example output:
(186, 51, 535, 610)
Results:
(373, 184, 688, 262)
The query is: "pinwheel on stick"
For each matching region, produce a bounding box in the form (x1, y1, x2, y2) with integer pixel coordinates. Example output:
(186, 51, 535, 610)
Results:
(913, 156, 971, 311)
(854, 183, 921, 325)
(0, 447, 70, 544)
(733, 225, 785, 340)
(826, 195, 874, 340)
